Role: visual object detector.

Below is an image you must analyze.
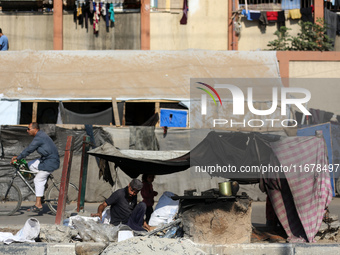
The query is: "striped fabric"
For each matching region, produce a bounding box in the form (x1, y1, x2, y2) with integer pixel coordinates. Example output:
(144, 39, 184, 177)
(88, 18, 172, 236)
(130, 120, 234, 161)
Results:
(266, 136, 332, 243)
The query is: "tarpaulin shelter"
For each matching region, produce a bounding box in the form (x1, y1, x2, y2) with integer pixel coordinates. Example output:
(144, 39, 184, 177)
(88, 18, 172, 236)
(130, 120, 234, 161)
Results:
(88, 131, 281, 184)
(88, 143, 190, 178)
(264, 136, 333, 243)
(297, 122, 340, 196)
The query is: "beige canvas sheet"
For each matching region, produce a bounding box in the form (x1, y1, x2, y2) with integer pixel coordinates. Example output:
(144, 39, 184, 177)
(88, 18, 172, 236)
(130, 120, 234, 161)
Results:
(0, 50, 280, 100)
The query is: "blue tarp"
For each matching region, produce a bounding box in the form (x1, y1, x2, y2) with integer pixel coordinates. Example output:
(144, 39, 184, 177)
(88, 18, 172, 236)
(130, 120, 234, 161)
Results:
(160, 109, 188, 127)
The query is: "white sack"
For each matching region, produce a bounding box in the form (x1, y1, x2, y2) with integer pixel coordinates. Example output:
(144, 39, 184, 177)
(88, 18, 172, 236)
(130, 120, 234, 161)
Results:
(148, 191, 179, 227)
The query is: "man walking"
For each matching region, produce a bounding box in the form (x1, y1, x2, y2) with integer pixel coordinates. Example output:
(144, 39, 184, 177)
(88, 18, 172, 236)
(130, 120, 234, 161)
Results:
(0, 28, 9, 51)
(11, 123, 60, 213)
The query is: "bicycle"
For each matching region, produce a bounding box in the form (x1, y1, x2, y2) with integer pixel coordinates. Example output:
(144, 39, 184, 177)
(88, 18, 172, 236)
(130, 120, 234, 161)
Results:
(0, 159, 78, 216)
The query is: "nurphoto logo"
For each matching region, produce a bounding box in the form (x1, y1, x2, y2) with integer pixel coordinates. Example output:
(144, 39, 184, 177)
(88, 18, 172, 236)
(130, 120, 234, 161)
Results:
(193, 79, 312, 128)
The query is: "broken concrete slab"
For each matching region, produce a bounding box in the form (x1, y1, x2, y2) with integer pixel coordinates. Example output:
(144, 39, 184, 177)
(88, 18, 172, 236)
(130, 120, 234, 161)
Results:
(75, 242, 108, 255)
(39, 224, 78, 243)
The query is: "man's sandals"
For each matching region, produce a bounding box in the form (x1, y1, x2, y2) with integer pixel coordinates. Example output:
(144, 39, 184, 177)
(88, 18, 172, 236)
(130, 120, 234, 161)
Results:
(27, 205, 43, 213)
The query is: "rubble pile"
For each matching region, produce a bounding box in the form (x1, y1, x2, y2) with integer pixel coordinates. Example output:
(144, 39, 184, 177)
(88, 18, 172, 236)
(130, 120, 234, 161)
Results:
(101, 236, 206, 255)
(181, 197, 252, 244)
(315, 214, 340, 242)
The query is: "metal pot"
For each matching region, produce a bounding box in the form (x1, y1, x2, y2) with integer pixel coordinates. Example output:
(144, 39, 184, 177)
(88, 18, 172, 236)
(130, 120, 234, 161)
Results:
(219, 181, 232, 196)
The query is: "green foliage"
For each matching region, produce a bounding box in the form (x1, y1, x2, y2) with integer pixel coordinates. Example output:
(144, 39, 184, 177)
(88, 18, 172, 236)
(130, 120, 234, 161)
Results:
(267, 19, 333, 51)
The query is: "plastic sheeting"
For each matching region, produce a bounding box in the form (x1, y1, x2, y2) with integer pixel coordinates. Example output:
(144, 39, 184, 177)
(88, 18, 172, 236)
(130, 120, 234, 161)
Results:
(129, 126, 159, 150)
(88, 131, 281, 183)
(0, 218, 40, 244)
(160, 109, 188, 128)
(58, 102, 124, 125)
(0, 99, 20, 125)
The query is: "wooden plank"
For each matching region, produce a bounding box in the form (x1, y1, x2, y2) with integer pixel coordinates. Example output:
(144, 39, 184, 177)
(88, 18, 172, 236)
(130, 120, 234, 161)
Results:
(111, 97, 121, 126)
(122, 101, 126, 126)
(55, 136, 74, 225)
(155, 102, 160, 127)
(32, 102, 38, 123)
(77, 136, 91, 212)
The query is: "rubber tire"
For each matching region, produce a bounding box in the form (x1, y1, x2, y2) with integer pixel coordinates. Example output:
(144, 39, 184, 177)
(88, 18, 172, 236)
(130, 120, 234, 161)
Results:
(45, 182, 79, 215)
(0, 181, 22, 216)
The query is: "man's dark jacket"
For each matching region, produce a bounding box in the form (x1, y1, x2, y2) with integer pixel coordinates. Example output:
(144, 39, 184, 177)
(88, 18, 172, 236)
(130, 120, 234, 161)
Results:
(18, 130, 60, 172)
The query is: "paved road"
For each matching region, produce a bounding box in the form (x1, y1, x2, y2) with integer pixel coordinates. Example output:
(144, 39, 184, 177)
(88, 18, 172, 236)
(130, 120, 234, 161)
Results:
(1, 198, 340, 228)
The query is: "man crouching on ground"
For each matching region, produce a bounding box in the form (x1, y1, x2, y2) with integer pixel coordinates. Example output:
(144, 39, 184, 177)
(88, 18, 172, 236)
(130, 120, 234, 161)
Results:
(91, 178, 152, 231)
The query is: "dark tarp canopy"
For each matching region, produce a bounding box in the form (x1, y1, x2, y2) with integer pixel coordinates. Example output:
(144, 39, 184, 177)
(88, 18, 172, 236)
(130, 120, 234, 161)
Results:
(88, 131, 281, 184)
(190, 131, 281, 183)
(88, 143, 190, 178)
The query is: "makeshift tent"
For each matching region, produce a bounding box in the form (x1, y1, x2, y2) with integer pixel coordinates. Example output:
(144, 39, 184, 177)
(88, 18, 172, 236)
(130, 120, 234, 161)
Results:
(264, 135, 332, 243)
(297, 123, 340, 196)
(88, 131, 281, 184)
(88, 143, 190, 178)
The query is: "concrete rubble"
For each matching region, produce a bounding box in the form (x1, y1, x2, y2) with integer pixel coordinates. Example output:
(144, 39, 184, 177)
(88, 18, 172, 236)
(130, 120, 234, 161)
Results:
(182, 198, 252, 244)
(315, 214, 340, 242)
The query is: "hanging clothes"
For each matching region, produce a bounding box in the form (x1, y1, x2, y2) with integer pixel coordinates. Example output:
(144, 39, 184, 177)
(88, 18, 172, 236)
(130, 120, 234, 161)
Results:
(259, 11, 268, 33)
(90, 0, 93, 13)
(73, 2, 78, 23)
(277, 11, 286, 28)
(78, 3, 84, 26)
(288, 9, 302, 20)
(281, 0, 301, 10)
(300, 7, 313, 23)
(109, 3, 115, 23)
(267, 12, 278, 22)
(325, 0, 336, 6)
(242, 9, 252, 21)
(84, 1, 90, 29)
(324, 8, 337, 46)
(249, 10, 261, 20)
(180, 0, 188, 25)
(93, 2, 99, 34)
(101, 3, 106, 16)
(106, 3, 110, 27)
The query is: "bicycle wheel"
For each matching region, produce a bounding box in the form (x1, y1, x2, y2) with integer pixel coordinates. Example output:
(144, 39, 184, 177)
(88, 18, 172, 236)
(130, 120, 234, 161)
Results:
(45, 182, 78, 215)
(0, 181, 22, 216)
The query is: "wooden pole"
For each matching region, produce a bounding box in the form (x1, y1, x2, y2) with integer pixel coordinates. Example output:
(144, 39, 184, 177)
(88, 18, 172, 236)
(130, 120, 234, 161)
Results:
(112, 97, 121, 126)
(77, 136, 91, 212)
(55, 136, 74, 225)
(141, 0, 150, 50)
(32, 102, 38, 122)
(53, 0, 63, 50)
(155, 102, 160, 127)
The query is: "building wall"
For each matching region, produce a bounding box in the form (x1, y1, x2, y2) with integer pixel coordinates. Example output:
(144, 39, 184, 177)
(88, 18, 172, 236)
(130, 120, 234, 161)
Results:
(288, 61, 340, 116)
(150, 0, 229, 50)
(238, 19, 301, 51)
(0, 12, 140, 50)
